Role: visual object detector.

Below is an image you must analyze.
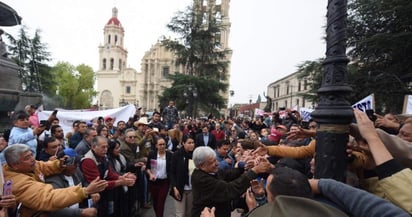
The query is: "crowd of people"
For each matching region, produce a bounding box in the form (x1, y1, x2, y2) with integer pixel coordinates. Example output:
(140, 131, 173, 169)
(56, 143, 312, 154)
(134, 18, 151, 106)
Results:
(0, 100, 411, 217)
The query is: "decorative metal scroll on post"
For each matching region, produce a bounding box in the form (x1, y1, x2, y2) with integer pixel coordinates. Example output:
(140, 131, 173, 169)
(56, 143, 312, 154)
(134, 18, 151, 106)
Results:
(310, 0, 353, 181)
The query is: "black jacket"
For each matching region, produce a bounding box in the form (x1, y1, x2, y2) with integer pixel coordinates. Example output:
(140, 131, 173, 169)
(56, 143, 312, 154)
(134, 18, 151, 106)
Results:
(146, 149, 172, 180)
(191, 168, 258, 217)
(195, 133, 217, 150)
(170, 148, 193, 200)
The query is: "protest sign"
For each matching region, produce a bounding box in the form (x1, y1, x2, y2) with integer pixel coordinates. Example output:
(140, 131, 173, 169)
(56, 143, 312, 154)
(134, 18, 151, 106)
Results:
(352, 94, 374, 112)
(299, 107, 314, 122)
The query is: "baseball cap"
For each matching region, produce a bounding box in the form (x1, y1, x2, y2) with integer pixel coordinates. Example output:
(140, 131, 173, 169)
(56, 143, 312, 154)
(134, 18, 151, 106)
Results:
(105, 116, 113, 122)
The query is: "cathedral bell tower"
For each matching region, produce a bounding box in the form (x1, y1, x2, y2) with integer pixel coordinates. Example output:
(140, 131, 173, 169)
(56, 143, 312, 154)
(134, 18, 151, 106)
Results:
(98, 7, 127, 72)
(96, 7, 133, 109)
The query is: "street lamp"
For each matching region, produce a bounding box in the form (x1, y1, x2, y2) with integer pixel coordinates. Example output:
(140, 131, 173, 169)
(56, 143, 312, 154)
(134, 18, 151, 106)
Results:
(310, 0, 353, 181)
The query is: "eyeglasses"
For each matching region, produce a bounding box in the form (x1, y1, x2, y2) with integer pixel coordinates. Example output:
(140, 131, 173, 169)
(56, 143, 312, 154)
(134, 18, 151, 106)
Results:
(127, 136, 137, 139)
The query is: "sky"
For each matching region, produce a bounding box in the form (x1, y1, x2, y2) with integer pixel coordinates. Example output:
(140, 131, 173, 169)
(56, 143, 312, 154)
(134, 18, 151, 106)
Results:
(2, 0, 327, 106)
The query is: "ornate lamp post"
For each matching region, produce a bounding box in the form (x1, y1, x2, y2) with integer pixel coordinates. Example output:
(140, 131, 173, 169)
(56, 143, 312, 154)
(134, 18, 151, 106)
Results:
(310, 0, 353, 181)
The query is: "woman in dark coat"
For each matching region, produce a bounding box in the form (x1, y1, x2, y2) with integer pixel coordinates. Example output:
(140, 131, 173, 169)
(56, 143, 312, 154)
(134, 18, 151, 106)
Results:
(107, 139, 129, 217)
(169, 135, 195, 217)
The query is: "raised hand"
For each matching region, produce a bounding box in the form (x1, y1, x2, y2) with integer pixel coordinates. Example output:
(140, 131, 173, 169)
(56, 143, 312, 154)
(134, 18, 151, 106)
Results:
(252, 145, 268, 157)
(85, 177, 108, 194)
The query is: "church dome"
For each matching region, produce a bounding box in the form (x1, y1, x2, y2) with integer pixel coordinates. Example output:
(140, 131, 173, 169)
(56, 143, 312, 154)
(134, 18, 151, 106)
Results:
(106, 7, 122, 26)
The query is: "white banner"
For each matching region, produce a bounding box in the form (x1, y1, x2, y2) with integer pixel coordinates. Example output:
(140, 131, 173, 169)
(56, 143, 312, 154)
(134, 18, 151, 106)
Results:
(38, 105, 136, 135)
(403, 95, 412, 114)
(299, 107, 314, 122)
(254, 108, 265, 117)
(352, 94, 374, 112)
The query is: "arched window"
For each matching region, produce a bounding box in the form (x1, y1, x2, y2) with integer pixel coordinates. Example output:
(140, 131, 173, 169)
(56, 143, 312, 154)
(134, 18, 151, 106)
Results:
(102, 59, 106, 70)
(119, 59, 122, 70)
(108, 35, 111, 44)
(110, 58, 114, 70)
(115, 35, 118, 45)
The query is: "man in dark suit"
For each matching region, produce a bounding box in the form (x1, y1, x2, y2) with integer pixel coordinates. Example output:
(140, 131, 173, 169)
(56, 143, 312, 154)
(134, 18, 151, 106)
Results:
(195, 125, 217, 150)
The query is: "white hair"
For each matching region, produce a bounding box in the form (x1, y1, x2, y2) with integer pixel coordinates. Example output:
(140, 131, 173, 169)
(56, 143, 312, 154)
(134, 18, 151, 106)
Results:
(193, 146, 216, 168)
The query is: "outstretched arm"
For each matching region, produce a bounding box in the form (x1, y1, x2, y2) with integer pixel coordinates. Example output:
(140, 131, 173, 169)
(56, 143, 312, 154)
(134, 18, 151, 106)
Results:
(310, 179, 409, 217)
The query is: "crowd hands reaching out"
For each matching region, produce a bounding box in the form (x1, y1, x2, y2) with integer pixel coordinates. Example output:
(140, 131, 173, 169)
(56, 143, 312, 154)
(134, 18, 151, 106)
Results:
(2, 104, 412, 217)
(197, 107, 412, 217)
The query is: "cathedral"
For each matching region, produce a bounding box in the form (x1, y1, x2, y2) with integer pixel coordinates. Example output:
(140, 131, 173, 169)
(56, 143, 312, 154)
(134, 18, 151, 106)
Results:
(95, 0, 231, 113)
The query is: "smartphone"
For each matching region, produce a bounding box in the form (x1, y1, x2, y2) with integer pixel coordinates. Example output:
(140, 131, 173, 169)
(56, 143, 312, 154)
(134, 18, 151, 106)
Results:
(39, 120, 48, 126)
(3, 180, 12, 196)
(88, 198, 94, 208)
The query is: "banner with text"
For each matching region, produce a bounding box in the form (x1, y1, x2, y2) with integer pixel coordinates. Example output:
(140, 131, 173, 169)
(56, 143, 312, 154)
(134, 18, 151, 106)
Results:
(299, 107, 314, 122)
(38, 105, 136, 134)
(352, 94, 374, 112)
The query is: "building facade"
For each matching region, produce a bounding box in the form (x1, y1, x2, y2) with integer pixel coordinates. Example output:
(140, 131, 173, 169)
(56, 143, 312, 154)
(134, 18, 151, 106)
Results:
(96, 0, 232, 113)
(95, 7, 140, 110)
(267, 71, 314, 112)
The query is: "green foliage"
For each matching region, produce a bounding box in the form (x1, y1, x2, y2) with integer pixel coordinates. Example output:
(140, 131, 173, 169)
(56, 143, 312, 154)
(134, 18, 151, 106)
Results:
(347, 0, 412, 113)
(5, 26, 51, 92)
(296, 59, 323, 103)
(5, 26, 97, 110)
(298, 0, 412, 113)
(51, 62, 97, 109)
(158, 74, 228, 118)
(159, 4, 230, 117)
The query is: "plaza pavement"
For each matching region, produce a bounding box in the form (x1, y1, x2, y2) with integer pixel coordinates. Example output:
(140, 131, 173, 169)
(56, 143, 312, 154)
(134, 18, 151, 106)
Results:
(138, 194, 241, 217)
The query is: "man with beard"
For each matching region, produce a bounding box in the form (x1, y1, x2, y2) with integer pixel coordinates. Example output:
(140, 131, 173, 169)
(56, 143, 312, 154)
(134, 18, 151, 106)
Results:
(149, 111, 165, 131)
(51, 125, 69, 149)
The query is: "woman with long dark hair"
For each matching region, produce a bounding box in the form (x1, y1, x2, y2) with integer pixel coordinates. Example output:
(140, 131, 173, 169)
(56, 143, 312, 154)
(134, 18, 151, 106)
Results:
(107, 139, 129, 217)
(170, 135, 196, 217)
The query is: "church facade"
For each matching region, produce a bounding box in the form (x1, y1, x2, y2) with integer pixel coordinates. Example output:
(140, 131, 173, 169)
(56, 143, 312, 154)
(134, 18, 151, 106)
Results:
(96, 0, 232, 112)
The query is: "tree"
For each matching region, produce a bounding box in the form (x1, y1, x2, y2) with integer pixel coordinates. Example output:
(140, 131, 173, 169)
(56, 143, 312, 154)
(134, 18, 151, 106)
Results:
(159, 73, 228, 118)
(347, 0, 412, 113)
(51, 62, 97, 109)
(5, 26, 52, 93)
(296, 59, 324, 104)
(159, 3, 230, 117)
(298, 0, 412, 113)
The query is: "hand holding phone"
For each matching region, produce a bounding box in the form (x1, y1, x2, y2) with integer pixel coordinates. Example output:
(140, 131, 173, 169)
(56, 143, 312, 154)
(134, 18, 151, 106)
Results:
(3, 180, 12, 196)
